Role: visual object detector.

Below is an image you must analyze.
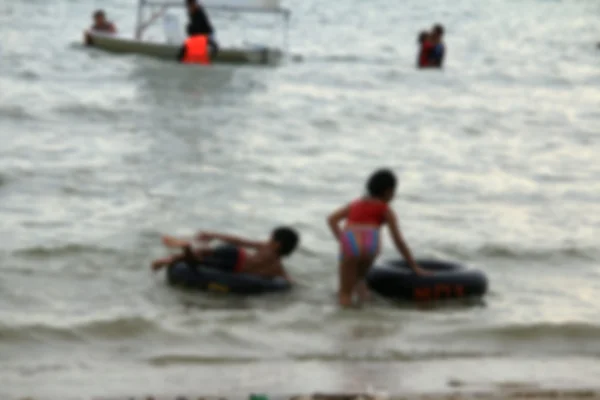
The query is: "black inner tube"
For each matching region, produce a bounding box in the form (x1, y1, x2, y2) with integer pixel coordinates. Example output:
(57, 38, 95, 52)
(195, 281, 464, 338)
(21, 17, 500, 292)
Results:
(166, 261, 291, 295)
(384, 259, 463, 272)
(366, 259, 488, 301)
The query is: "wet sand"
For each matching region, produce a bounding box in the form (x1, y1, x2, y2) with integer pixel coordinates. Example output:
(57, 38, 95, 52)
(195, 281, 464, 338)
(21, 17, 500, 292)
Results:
(86, 389, 600, 400)
(6, 358, 600, 400)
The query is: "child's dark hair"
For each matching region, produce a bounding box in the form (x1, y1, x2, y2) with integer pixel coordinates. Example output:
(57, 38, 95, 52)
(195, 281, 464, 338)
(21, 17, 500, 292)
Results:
(271, 226, 299, 257)
(433, 24, 444, 36)
(366, 168, 397, 198)
(418, 31, 429, 44)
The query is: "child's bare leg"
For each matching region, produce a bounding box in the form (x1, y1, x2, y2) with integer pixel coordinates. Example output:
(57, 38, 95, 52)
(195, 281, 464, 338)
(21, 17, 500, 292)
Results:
(186, 247, 213, 263)
(356, 280, 371, 303)
(162, 235, 192, 249)
(339, 257, 358, 308)
(355, 256, 376, 304)
(151, 247, 200, 271)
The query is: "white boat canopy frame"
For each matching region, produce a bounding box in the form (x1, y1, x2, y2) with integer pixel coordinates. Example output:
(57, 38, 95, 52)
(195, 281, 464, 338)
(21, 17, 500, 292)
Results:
(134, 0, 291, 50)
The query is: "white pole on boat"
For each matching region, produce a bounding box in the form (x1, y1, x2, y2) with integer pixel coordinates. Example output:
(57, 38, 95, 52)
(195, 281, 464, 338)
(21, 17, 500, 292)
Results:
(135, 0, 145, 39)
(283, 10, 290, 54)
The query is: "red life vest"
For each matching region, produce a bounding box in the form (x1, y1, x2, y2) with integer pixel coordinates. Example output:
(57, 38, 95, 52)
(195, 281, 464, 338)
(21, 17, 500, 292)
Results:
(182, 35, 210, 65)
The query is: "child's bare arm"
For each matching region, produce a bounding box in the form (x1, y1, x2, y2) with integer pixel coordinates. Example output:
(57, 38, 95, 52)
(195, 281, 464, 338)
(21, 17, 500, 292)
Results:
(327, 204, 350, 240)
(162, 235, 192, 248)
(196, 231, 264, 250)
(277, 262, 292, 282)
(385, 209, 427, 275)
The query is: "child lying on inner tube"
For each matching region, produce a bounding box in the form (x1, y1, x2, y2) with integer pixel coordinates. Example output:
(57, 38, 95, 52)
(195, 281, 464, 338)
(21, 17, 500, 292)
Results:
(151, 227, 300, 281)
(327, 168, 429, 308)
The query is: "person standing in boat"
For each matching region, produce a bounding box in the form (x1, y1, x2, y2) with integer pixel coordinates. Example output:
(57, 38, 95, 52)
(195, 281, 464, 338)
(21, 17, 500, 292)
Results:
(185, 0, 219, 55)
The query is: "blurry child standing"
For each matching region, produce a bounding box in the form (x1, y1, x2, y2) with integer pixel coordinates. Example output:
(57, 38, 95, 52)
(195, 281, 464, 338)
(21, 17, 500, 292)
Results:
(327, 169, 427, 307)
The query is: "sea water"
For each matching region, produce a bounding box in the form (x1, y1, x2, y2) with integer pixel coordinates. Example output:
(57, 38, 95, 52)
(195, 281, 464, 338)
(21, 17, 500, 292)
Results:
(0, 0, 599, 398)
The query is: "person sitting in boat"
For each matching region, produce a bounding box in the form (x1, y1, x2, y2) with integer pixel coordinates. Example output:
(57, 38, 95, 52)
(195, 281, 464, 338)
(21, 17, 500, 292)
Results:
(417, 30, 434, 68)
(428, 24, 445, 67)
(185, 0, 219, 55)
(151, 227, 300, 281)
(90, 9, 117, 33)
(84, 9, 117, 45)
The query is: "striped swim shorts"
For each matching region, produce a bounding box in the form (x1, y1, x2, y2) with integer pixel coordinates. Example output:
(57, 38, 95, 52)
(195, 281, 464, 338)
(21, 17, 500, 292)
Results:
(340, 228, 380, 259)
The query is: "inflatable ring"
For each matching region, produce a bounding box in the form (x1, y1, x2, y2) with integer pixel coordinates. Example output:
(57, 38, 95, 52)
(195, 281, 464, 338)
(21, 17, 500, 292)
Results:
(166, 261, 291, 295)
(366, 259, 488, 301)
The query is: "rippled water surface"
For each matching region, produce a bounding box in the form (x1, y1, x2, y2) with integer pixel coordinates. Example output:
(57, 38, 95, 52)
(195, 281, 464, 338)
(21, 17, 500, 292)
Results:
(1, 0, 600, 398)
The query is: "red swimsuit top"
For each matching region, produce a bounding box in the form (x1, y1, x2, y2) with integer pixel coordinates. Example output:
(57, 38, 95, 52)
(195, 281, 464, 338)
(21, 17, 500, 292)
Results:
(346, 198, 388, 226)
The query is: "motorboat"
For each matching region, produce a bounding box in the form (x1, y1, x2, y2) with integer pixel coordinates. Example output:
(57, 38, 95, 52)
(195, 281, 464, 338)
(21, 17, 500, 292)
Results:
(83, 0, 290, 66)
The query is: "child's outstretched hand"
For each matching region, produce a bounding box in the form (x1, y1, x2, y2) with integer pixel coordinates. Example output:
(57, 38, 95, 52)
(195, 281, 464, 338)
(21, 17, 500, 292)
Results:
(151, 258, 169, 271)
(413, 265, 432, 276)
(162, 235, 189, 248)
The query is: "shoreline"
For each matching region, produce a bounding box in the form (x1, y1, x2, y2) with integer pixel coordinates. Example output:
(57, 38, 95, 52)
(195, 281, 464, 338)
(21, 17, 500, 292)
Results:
(83, 389, 600, 400)
(11, 388, 600, 400)
(6, 357, 600, 400)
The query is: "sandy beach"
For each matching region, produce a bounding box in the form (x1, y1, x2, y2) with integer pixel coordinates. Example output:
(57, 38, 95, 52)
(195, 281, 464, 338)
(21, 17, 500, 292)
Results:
(84, 389, 600, 400)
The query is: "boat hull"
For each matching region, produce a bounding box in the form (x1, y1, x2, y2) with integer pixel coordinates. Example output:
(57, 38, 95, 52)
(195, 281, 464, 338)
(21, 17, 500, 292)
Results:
(84, 31, 283, 66)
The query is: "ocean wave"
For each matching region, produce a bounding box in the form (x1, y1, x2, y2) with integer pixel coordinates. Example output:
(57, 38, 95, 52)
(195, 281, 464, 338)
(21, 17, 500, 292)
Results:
(143, 346, 600, 365)
(78, 315, 161, 338)
(13, 244, 119, 258)
(146, 351, 496, 366)
(0, 104, 37, 121)
(0, 321, 81, 342)
(291, 349, 502, 362)
(147, 354, 257, 366)
(144, 349, 507, 365)
(303, 54, 396, 66)
(439, 243, 599, 262)
(4, 319, 600, 362)
(53, 102, 137, 122)
(455, 322, 600, 341)
(0, 315, 163, 342)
